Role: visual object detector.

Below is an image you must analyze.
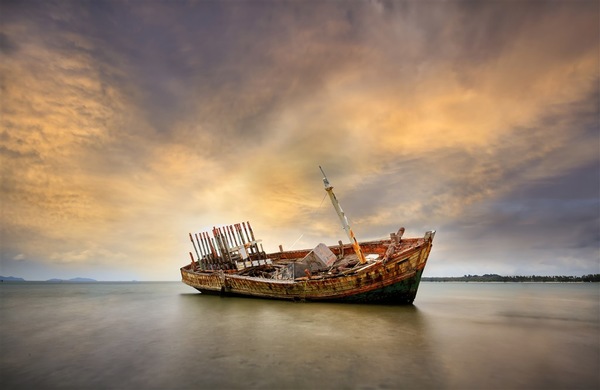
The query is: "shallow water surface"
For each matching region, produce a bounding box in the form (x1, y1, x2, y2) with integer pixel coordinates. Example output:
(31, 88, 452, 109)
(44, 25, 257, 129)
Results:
(1, 282, 598, 389)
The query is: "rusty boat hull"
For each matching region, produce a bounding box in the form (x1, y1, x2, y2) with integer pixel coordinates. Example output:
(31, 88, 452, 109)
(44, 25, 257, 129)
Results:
(180, 231, 434, 304)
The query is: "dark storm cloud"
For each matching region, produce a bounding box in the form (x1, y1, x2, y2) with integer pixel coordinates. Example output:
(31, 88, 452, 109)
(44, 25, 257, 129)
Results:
(0, 31, 18, 54)
(433, 158, 599, 274)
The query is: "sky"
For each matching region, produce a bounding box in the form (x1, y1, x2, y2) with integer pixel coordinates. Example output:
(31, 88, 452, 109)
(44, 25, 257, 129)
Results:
(1, 0, 598, 281)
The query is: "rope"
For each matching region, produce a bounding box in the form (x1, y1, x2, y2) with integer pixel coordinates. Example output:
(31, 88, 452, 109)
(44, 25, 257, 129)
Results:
(317, 192, 328, 208)
(289, 234, 304, 250)
(288, 192, 328, 249)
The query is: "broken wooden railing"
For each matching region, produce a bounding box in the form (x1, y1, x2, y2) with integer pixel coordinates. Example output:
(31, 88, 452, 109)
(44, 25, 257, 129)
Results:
(188, 221, 269, 272)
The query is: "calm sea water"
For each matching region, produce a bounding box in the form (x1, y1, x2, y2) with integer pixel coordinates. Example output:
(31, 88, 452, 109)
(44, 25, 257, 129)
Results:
(1, 281, 598, 389)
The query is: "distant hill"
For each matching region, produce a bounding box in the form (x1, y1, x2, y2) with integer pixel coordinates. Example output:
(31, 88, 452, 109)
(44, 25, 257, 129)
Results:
(0, 275, 26, 282)
(46, 277, 98, 282)
(69, 277, 97, 282)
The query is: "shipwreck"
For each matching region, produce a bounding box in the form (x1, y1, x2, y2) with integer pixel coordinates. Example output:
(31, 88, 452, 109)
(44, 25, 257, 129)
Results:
(180, 168, 435, 304)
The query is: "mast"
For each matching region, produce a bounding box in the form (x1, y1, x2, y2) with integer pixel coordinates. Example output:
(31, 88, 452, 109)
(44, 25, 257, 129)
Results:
(319, 166, 367, 264)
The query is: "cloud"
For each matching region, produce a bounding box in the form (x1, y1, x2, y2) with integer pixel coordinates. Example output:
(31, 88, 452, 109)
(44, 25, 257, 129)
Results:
(1, 1, 597, 279)
(49, 247, 127, 264)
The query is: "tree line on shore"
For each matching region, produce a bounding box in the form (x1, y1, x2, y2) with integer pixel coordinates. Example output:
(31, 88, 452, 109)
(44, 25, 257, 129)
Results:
(422, 274, 600, 282)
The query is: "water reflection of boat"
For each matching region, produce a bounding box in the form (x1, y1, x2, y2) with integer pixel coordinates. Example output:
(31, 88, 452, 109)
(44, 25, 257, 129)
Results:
(180, 168, 435, 304)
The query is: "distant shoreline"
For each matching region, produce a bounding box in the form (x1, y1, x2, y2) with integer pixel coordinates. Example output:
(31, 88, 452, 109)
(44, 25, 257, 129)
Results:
(422, 274, 600, 283)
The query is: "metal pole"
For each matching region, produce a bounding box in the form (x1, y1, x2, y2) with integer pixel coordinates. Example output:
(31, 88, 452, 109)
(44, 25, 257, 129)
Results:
(195, 233, 206, 270)
(242, 222, 254, 255)
(247, 221, 261, 255)
(189, 233, 200, 260)
(319, 166, 367, 264)
(194, 233, 205, 257)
